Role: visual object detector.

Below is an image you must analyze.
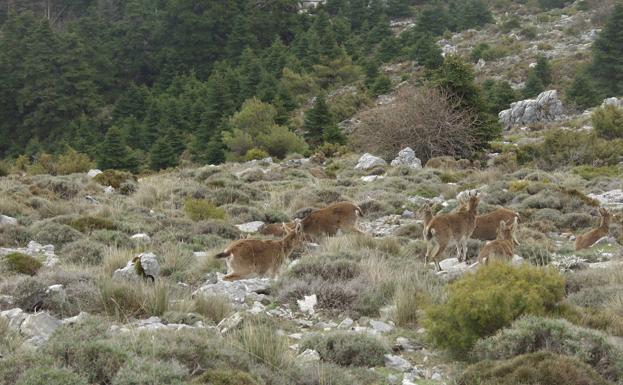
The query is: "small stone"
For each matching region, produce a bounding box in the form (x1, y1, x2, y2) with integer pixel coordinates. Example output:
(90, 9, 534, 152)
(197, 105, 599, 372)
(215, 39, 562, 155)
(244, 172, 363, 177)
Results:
(361, 175, 384, 182)
(370, 320, 394, 333)
(20, 312, 62, 343)
(87, 169, 103, 178)
(355, 153, 387, 171)
(288, 333, 303, 340)
(248, 301, 265, 315)
(337, 318, 354, 329)
(401, 210, 415, 219)
(217, 312, 243, 334)
(0, 308, 26, 330)
(387, 374, 399, 385)
(104, 186, 115, 194)
(297, 294, 317, 315)
(235, 221, 265, 233)
(85, 195, 99, 204)
(384, 354, 412, 372)
(395, 337, 416, 352)
(297, 349, 321, 363)
(62, 312, 89, 325)
(431, 372, 442, 381)
(0, 214, 17, 227)
(391, 147, 422, 169)
(193, 251, 208, 258)
(130, 233, 151, 243)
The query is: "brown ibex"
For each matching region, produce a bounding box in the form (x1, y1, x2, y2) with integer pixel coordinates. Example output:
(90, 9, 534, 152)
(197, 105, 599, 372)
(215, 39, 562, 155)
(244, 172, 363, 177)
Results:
(575, 208, 611, 251)
(477, 218, 518, 265)
(456, 193, 520, 245)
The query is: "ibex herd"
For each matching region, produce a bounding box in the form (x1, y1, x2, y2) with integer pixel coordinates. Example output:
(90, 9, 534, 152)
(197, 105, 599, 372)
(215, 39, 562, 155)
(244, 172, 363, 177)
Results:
(215, 192, 615, 280)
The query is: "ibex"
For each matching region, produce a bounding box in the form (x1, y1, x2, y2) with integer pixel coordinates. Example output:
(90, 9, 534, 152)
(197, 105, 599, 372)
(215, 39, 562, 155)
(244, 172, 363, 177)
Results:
(477, 218, 518, 265)
(456, 193, 520, 245)
(425, 191, 479, 270)
(258, 201, 364, 241)
(215, 219, 303, 281)
(575, 208, 611, 251)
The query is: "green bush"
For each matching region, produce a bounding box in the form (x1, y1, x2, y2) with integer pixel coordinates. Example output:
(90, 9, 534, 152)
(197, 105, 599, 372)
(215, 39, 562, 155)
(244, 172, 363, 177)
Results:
(56, 149, 95, 175)
(30, 221, 83, 248)
(111, 357, 188, 385)
(473, 316, 623, 381)
(211, 188, 250, 206)
(192, 369, 258, 385)
(301, 332, 387, 367)
(16, 367, 88, 385)
(459, 351, 610, 385)
(245, 148, 269, 161)
(68, 216, 116, 233)
(0, 160, 9, 177)
(424, 263, 566, 356)
(229, 320, 291, 370)
(184, 199, 226, 221)
(60, 239, 107, 265)
(3, 252, 42, 275)
(93, 170, 136, 189)
(592, 105, 623, 140)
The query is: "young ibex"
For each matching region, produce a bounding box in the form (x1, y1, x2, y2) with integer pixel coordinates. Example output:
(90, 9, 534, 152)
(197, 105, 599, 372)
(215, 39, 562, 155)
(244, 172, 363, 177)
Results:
(215, 219, 303, 281)
(456, 193, 520, 245)
(425, 191, 479, 270)
(477, 218, 518, 265)
(575, 208, 611, 251)
(259, 201, 364, 241)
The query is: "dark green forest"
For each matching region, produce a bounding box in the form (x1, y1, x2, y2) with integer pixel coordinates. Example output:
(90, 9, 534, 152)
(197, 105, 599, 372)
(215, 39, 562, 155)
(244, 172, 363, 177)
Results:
(0, 0, 619, 172)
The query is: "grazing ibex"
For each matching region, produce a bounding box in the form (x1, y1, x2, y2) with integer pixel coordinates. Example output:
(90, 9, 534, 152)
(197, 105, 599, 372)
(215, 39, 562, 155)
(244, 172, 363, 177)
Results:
(425, 191, 479, 270)
(259, 201, 364, 241)
(575, 208, 611, 251)
(477, 218, 518, 265)
(456, 193, 520, 245)
(215, 219, 303, 281)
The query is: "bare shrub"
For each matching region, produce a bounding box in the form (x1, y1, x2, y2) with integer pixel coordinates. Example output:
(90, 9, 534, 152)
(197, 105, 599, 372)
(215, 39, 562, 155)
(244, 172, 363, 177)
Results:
(352, 86, 479, 162)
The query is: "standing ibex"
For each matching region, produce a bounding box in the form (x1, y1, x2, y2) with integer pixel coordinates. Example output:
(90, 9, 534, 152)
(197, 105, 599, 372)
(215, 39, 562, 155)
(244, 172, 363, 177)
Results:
(456, 192, 520, 245)
(478, 218, 518, 265)
(425, 191, 479, 270)
(259, 201, 364, 241)
(215, 219, 303, 281)
(575, 208, 611, 251)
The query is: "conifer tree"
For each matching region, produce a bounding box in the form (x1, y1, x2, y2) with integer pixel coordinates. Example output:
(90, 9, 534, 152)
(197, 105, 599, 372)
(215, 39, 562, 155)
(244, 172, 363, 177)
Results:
(567, 69, 603, 109)
(591, 2, 623, 96)
(534, 55, 552, 87)
(304, 94, 333, 146)
(98, 127, 132, 170)
(149, 137, 177, 170)
(523, 71, 545, 98)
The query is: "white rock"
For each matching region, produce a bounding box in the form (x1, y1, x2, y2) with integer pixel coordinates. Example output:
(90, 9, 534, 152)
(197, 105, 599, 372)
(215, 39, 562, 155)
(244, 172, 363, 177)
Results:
(499, 90, 564, 129)
(113, 252, 160, 281)
(235, 221, 265, 233)
(85, 195, 99, 204)
(602, 97, 623, 108)
(218, 312, 243, 334)
(193, 251, 208, 258)
(46, 284, 64, 294)
(0, 308, 26, 330)
(248, 301, 266, 315)
(395, 337, 416, 352)
(104, 186, 115, 194)
(130, 233, 151, 243)
(297, 294, 318, 315)
(20, 312, 61, 343)
(0, 214, 17, 226)
(439, 258, 460, 271)
(87, 169, 103, 178)
(384, 354, 412, 372)
(338, 318, 354, 329)
(62, 312, 89, 325)
(361, 175, 385, 182)
(355, 153, 387, 170)
(431, 372, 443, 381)
(297, 349, 321, 363)
(193, 274, 271, 304)
(588, 190, 623, 209)
(390, 147, 422, 169)
(370, 319, 394, 333)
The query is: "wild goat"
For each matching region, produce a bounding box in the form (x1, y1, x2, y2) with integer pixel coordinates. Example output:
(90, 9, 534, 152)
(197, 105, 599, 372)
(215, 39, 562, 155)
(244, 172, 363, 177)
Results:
(477, 218, 518, 265)
(425, 191, 479, 270)
(456, 193, 520, 245)
(215, 219, 303, 281)
(575, 208, 611, 251)
(258, 201, 364, 241)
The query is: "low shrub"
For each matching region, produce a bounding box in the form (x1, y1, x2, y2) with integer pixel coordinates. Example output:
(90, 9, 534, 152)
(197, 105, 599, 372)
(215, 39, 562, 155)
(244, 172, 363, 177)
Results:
(91, 230, 133, 248)
(0, 225, 31, 247)
(516, 239, 552, 265)
(68, 216, 116, 233)
(458, 351, 610, 385)
(263, 209, 289, 223)
(300, 332, 387, 367)
(30, 221, 83, 248)
(60, 239, 107, 265)
(184, 199, 226, 221)
(96, 279, 170, 320)
(3, 252, 42, 275)
(245, 148, 270, 161)
(574, 165, 621, 180)
(592, 105, 623, 140)
(211, 188, 251, 206)
(55, 149, 95, 175)
(118, 180, 137, 195)
(194, 220, 240, 239)
(93, 169, 136, 188)
(192, 295, 232, 325)
(229, 320, 291, 370)
(111, 357, 188, 385)
(223, 204, 263, 222)
(473, 316, 623, 381)
(424, 263, 566, 356)
(192, 369, 258, 385)
(16, 367, 88, 385)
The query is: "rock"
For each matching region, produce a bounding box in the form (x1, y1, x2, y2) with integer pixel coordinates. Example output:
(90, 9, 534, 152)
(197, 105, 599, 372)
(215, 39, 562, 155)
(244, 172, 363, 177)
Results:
(130, 233, 151, 243)
(390, 147, 422, 169)
(370, 319, 394, 333)
(217, 312, 243, 334)
(1, 308, 26, 330)
(0, 294, 14, 308)
(193, 251, 208, 258)
(193, 274, 271, 304)
(401, 210, 415, 219)
(338, 318, 354, 330)
(248, 301, 266, 315)
(87, 169, 103, 178)
(361, 175, 384, 182)
(498, 90, 564, 129)
(395, 337, 417, 352)
(297, 349, 321, 363)
(104, 186, 115, 194)
(0, 214, 17, 226)
(85, 195, 99, 204)
(384, 354, 412, 372)
(387, 374, 399, 385)
(62, 312, 89, 325)
(587, 190, 623, 209)
(439, 257, 460, 271)
(355, 153, 387, 171)
(297, 294, 317, 315)
(235, 221, 265, 233)
(20, 312, 61, 344)
(602, 97, 623, 108)
(113, 252, 160, 281)
(476, 58, 486, 70)
(441, 43, 456, 57)
(431, 372, 442, 381)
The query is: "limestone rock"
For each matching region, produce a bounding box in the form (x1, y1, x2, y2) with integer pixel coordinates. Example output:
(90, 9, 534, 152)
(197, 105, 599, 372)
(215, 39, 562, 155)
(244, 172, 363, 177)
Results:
(0, 214, 17, 226)
(20, 312, 62, 344)
(193, 273, 271, 304)
(297, 349, 321, 363)
(390, 147, 422, 169)
(498, 90, 564, 129)
(87, 169, 103, 178)
(355, 153, 387, 171)
(384, 354, 412, 371)
(217, 312, 243, 334)
(113, 252, 160, 281)
(297, 294, 317, 315)
(235, 221, 265, 233)
(602, 97, 623, 108)
(370, 319, 394, 333)
(130, 233, 151, 243)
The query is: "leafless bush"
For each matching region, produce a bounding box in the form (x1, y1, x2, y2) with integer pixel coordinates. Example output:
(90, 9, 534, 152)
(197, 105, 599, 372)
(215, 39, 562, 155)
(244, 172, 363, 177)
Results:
(352, 86, 479, 162)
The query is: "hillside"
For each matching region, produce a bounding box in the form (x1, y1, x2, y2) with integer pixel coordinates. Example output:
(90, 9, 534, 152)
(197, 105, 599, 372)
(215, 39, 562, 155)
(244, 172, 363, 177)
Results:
(1, 0, 623, 384)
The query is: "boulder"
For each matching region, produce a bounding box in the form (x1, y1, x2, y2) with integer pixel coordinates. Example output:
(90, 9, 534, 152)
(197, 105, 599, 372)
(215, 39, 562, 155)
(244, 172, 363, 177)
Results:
(104, 186, 115, 194)
(384, 354, 412, 371)
(602, 97, 623, 108)
(193, 273, 271, 304)
(355, 153, 387, 171)
(390, 147, 422, 169)
(217, 312, 243, 334)
(113, 252, 160, 281)
(337, 317, 354, 330)
(297, 294, 317, 315)
(1, 308, 26, 330)
(370, 319, 394, 333)
(498, 90, 564, 129)
(0, 214, 17, 226)
(87, 169, 103, 178)
(587, 190, 623, 209)
(20, 312, 62, 344)
(235, 221, 265, 233)
(297, 349, 321, 363)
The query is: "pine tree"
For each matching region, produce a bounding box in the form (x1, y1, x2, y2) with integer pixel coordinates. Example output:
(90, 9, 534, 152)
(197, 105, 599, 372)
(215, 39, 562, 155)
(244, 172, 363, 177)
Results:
(534, 55, 552, 87)
(371, 74, 392, 96)
(591, 3, 623, 96)
(165, 127, 186, 156)
(98, 127, 131, 170)
(205, 135, 226, 165)
(523, 71, 545, 98)
(149, 137, 177, 170)
(387, 0, 412, 18)
(412, 33, 444, 69)
(567, 70, 604, 109)
(416, 3, 449, 36)
(304, 94, 333, 146)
